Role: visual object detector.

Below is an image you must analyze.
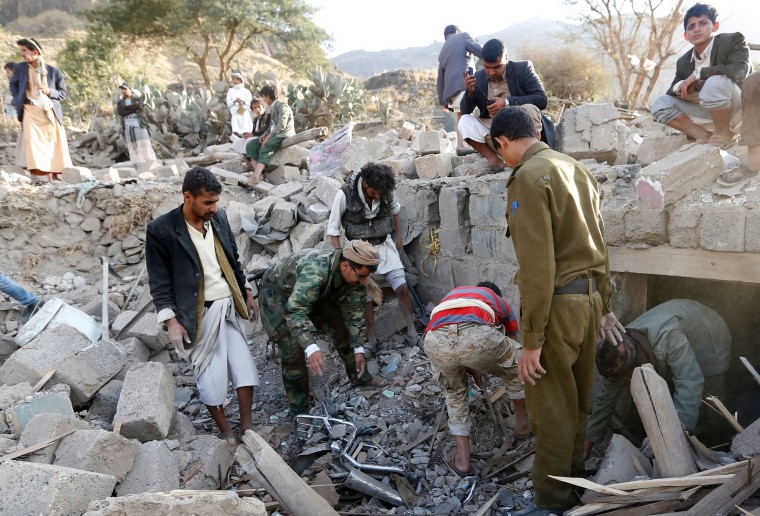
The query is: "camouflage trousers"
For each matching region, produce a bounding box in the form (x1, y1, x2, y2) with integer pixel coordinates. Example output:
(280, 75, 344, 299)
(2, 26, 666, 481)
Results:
(424, 323, 523, 436)
(260, 295, 372, 415)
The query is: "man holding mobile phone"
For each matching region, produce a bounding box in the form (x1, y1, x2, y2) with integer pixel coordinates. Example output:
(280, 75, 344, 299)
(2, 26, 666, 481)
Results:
(437, 25, 482, 154)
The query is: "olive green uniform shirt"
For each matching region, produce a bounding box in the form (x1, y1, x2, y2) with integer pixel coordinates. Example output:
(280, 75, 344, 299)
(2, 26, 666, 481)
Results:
(506, 142, 613, 350)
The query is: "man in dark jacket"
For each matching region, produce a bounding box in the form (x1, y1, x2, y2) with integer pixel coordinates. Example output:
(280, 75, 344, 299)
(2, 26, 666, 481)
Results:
(437, 24, 482, 153)
(459, 38, 555, 170)
(146, 167, 259, 444)
(651, 3, 751, 150)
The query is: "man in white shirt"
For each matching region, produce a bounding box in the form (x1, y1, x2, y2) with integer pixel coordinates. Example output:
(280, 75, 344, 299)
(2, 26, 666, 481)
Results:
(226, 72, 253, 139)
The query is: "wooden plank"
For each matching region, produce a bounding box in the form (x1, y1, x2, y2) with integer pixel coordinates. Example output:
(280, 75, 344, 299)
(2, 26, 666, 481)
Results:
(609, 475, 733, 490)
(0, 429, 76, 463)
(101, 257, 110, 341)
(280, 126, 328, 149)
(549, 476, 630, 496)
(235, 429, 339, 516)
(31, 369, 56, 393)
(740, 357, 760, 387)
(474, 489, 503, 516)
(630, 364, 698, 477)
(683, 457, 760, 515)
(703, 395, 743, 433)
(608, 247, 760, 285)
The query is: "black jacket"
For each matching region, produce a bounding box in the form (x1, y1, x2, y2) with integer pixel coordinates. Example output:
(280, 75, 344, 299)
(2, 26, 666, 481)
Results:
(460, 60, 556, 148)
(145, 205, 247, 347)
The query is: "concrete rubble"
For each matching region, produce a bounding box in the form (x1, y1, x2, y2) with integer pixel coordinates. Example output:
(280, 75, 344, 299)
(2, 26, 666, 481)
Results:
(1, 100, 760, 514)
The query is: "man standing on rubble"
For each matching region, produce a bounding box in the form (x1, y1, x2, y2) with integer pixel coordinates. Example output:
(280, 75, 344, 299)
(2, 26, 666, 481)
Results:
(586, 299, 731, 454)
(490, 107, 623, 516)
(328, 162, 419, 355)
(146, 167, 259, 445)
(424, 281, 530, 476)
(259, 241, 387, 416)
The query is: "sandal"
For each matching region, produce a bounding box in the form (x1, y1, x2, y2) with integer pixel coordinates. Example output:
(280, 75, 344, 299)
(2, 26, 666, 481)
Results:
(456, 148, 476, 156)
(717, 164, 752, 187)
(444, 457, 474, 477)
(707, 133, 736, 150)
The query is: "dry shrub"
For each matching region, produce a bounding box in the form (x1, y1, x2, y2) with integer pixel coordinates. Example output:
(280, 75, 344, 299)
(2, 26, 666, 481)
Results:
(109, 194, 155, 239)
(21, 253, 43, 271)
(0, 188, 50, 232)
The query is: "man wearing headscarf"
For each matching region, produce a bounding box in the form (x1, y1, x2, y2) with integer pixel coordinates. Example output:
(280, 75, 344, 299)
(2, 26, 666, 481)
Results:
(259, 240, 387, 415)
(10, 38, 72, 182)
(586, 299, 731, 455)
(226, 72, 253, 139)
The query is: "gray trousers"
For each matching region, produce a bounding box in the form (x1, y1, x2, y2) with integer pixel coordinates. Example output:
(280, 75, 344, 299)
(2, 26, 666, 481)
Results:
(652, 75, 741, 125)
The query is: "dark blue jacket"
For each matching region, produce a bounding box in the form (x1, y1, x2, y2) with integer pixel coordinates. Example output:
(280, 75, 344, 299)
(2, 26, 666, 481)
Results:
(9, 62, 67, 125)
(460, 60, 556, 148)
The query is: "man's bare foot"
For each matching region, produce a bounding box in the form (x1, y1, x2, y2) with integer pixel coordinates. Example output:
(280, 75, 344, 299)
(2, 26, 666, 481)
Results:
(248, 173, 262, 185)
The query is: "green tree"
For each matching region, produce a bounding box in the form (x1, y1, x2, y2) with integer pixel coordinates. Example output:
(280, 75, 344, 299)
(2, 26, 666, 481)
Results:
(87, 0, 331, 89)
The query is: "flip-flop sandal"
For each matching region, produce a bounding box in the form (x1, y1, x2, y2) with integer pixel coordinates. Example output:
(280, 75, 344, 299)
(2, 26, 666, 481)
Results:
(513, 430, 534, 441)
(717, 164, 752, 187)
(444, 457, 474, 478)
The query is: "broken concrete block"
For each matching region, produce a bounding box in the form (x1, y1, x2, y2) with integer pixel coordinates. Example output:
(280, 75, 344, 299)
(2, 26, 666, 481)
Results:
(252, 195, 285, 215)
(79, 298, 121, 322)
(269, 201, 298, 232)
(439, 187, 469, 228)
(116, 440, 179, 496)
(115, 337, 151, 380)
(699, 204, 746, 252)
(54, 429, 138, 482)
(0, 382, 33, 408)
(270, 182, 304, 201)
(114, 362, 176, 442)
(61, 166, 93, 184)
(52, 339, 128, 407)
(398, 121, 415, 140)
(471, 227, 515, 262)
(636, 134, 690, 166)
(168, 411, 196, 443)
(594, 434, 653, 485)
(313, 175, 342, 208)
(306, 202, 330, 223)
(745, 209, 760, 253)
(381, 155, 416, 179)
(19, 413, 90, 464)
(373, 298, 408, 342)
(668, 204, 701, 249)
(269, 145, 309, 168)
(84, 491, 267, 516)
(153, 164, 179, 178)
(85, 379, 123, 426)
(15, 298, 101, 347)
(340, 137, 392, 175)
(4, 391, 75, 437)
(93, 168, 121, 183)
(180, 435, 235, 490)
(0, 436, 16, 455)
(438, 226, 472, 257)
(635, 144, 723, 209)
(417, 131, 442, 155)
(469, 194, 507, 228)
(111, 311, 169, 352)
(397, 185, 440, 226)
(731, 416, 760, 455)
(116, 167, 137, 179)
(623, 206, 668, 245)
(0, 324, 92, 387)
(0, 460, 117, 516)
(136, 159, 162, 174)
(415, 154, 452, 179)
(290, 222, 325, 252)
(558, 104, 622, 164)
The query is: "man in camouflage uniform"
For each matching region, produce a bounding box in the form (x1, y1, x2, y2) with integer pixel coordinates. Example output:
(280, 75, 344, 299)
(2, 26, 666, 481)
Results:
(259, 240, 387, 415)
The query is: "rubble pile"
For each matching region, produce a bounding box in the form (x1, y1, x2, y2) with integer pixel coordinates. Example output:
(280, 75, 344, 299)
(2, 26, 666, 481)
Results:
(1, 102, 760, 514)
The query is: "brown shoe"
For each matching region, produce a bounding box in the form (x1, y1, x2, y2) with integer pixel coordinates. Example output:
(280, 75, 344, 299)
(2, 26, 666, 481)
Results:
(707, 133, 736, 149)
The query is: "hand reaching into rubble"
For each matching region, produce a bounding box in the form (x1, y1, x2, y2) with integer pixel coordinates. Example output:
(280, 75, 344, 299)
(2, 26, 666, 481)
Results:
(599, 312, 625, 343)
(167, 318, 190, 354)
(518, 348, 546, 386)
(308, 349, 327, 376)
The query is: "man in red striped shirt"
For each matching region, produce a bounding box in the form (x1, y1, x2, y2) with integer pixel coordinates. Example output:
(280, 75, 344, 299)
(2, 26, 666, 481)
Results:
(423, 282, 530, 476)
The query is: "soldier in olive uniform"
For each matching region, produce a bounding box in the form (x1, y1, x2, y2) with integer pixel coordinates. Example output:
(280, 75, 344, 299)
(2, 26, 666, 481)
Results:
(259, 240, 387, 415)
(490, 107, 624, 516)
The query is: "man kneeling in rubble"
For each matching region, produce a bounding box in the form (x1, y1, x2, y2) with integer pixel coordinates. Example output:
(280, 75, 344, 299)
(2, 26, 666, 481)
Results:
(585, 299, 731, 457)
(423, 282, 530, 476)
(259, 240, 388, 416)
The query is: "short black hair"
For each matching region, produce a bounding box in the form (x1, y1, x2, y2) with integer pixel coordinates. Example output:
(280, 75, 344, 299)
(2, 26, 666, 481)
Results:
(182, 166, 222, 196)
(444, 25, 459, 38)
(259, 84, 277, 100)
(684, 3, 717, 30)
(250, 95, 263, 107)
(477, 281, 502, 297)
(490, 107, 536, 144)
(16, 38, 42, 53)
(482, 39, 506, 64)
(359, 162, 396, 195)
(4, 62, 14, 71)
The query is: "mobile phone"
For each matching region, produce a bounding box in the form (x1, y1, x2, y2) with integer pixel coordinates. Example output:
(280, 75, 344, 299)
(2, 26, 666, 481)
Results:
(487, 98, 496, 105)
(466, 67, 473, 76)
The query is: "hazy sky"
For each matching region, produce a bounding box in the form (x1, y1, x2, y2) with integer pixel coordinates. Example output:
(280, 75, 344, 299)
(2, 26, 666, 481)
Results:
(311, 0, 760, 57)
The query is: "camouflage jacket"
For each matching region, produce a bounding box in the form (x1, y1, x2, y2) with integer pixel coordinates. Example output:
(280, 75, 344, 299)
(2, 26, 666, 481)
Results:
(259, 248, 366, 349)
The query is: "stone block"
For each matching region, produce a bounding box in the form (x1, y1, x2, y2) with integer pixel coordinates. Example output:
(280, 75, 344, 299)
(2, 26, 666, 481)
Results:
(746, 208, 760, 253)
(52, 339, 128, 407)
(381, 155, 416, 179)
(398, 121, 415, 140)
(85, 379, 123, 426)
(471, 227, 516, 262)
(469, 194, 508, 228)
(168, 411, 196, 443)
(372, 298, 407, 342)
(116, 167, 137, 179)
(635, 144, 723, 209)
(79, 298, 120, 322)
(136, 159, 162, 174)
(290, 222, 325, 252)
(417, 131, 442, 155)
(252, 195, 285, 215)
(54, 429, 138, 482)
(731, 416, 760, 455)
(0, 324, 92, 388)
(111, 311, 169, 352)
(269, 145, 309, 168)
(4, 392, 75, 436)
(116, 337, 151, 380)
(397, 185, 440, 227)
(313, 175, 342, 208)
(270, 182, 304, 201)
(636, 134, 690, 166)
(451, 260, 480, 287)
(439, 187, 469, 227)
(0, 382, 33, 408)
(305, 202, 329, 223)
(153, 164, 179, 178)
(594, 434, 652, 485)
(93, 168, 121, 183)
(438, 226, 471, 257)
(699, 204, 746, 252)
(415, 154, 452, 179)
(340, 138, 392, 175)
(600, 198, 631, 247)
(623, 206, 668, 245)
(114, 362, 176, 442)
(268, 201, 298, 232)
(116, 440, 179, 496)
(19, 413, 90, 464)
(668, 204, 701, 248)
(225, 201, 257, 234)
(84, 491, 267, 516)
(180, 434, 235, 490)
(61, 166, 93, 184)
(0, 460, 117, 516)
(263, 166, 287, 185)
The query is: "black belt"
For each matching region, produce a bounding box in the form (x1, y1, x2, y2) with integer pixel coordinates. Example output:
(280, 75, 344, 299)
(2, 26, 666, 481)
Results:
(204, 300, 215, 308)
(554, 277, 596, 295)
